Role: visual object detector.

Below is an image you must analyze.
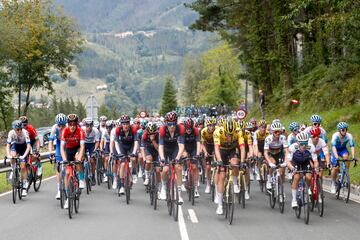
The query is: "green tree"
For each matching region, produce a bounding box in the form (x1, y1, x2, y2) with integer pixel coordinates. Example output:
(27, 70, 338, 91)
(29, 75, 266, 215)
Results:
(76, 99, 86, 120)
(99, 104, 112, 119)
(0, 0, 83, 115)
(159, 76, 177, 115)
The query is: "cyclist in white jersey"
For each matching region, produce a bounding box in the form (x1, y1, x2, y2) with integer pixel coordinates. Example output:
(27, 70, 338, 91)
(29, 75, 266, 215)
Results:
(308, 127, 330, 179)
(100, 120, 113, 182)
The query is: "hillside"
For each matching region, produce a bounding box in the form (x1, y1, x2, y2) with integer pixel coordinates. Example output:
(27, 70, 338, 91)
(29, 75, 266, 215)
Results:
(40, 0, 216, 113)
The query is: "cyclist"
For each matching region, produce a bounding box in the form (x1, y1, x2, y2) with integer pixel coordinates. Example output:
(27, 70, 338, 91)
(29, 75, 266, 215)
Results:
(60, 114, 85, 209)
(213, 116, 245, 215)
(253, 120, 270, 180)
(243, 122, 254, 199)
(330, 122, 357, 193)
(264, 122, 289, 193)
(109, 119, 121, 189)
(114, 115, 138, 194)
(158, 111, 185, 204)
(249, 118, 258, 132)
(99, 115, 108, 134)
(19, 116, 41, 176)
(304, 114, 327, 139)
(196, 116, 205, 130)
(136, 119, 148, 180)
(286, 132, 318, 208)
(141, 122, 159, 187)
(201, 117, 216, 193)
(309, 127, 330, 179)
(6, 120, 32, 197)
(48, 113, 67, 199)
(183, 117, 201, 198)
(100, 120, 113, 182)
(287, 122, 300, 146)
(82, 118, 100, 186)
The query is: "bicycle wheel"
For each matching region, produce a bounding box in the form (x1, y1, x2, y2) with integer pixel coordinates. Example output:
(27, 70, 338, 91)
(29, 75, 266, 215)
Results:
(60, 181, 65, 209)
(149, 172, 154, 206)
(173, 182, 179, 222)
(211, 183, 215, 202)
(303, 186, 310, 224)
(278, 177, 284, 214)
(68, 179, 74, 219)
(167, 180, 173, 216)
(125, 171, 131, 204)
(107, 163, 112, 190)
(336, 178, 341, 199)
(269, 183, 276, 209)
(317, 178, 324, 217)
(153, 172, 158, 210)
(74, 184, 80, 214)
(228, 181, 234, 225)
(241, 174, 246, 209)
(343, 174, 351, 203)
(18, 170, 23, 200)
(33, 172, 42, 192)
(27, 166, 34, 192)
(12, 185, 17, 204)
(12, 171, 17, 204)
(190, 172, 195, 206)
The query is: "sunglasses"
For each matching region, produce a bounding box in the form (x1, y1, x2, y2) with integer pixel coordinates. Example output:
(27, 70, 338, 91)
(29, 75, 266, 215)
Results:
(274, 130, 281, 134)
(292, 128, 299, 132)
(167, 122, 177, 127)
(58, 124, 66, 128)
(122, 122, 130, 125)
(299, 142, 308, 146)
(69, 122, 77, 127)
(15, 128, 22, 132)
(85, 124, 92, 127)
(313, 123, 320, 126)
(340, 128, 347, 132)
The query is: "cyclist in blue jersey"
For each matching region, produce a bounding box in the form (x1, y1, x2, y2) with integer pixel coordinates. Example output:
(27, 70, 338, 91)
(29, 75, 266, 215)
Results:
(287, 122, 300, 146)
(330, 122, 357, 193)
(48, 113, 67, 199)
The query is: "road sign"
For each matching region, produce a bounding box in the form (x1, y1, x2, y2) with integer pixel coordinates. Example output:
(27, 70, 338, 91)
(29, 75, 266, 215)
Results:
(86, 95, 99, 120)
(236, 109, 247, 120)
(139, 111, 148, 118)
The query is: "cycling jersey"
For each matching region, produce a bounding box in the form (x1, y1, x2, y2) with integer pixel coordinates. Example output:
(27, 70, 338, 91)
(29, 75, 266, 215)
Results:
(101, 130, 111, 154)
(184, 127, 200, 157)
(7, 129, 31, 145)
(115, 125, 138, 155)
(82, 126, 100, 143)
(253, 129, 270, 154)
(141, 131, 159, 161)
(159, 125, 185, 162)
(49, 124, 64, 162)
(331, 132, 355, 150)
(288, 143, 317, 171)
(61, 126, 85, 149)
(23, 124, 38, 142)
(201, 127, 214, 145)
(264, 134, 288, 155)
(309, 138, 328, 156)
(213, 127, 244, 150)
(287, 133, 297, 146)
(242, 129, 253, 145)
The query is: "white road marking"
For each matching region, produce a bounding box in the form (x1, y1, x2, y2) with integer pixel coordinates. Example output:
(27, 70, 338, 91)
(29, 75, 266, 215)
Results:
(188, 209, 199, 223)
(0, 175, 56, 197)
(178, 205, 190, 240)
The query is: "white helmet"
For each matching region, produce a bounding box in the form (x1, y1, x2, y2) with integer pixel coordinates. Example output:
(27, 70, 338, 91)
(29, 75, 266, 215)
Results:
(270, 122, 282, 131)
(296, 132, 309, 143)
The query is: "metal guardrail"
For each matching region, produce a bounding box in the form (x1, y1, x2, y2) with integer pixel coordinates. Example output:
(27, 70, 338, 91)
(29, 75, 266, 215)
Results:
(0, 151, 55, 174)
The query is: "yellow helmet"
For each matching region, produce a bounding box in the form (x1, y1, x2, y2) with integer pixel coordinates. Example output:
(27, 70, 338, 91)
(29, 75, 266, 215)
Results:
(223, 117, 237, 134)
(206, 117, 216, 126)
(218, 116, 225, 127)
(259, 119, 267, 127)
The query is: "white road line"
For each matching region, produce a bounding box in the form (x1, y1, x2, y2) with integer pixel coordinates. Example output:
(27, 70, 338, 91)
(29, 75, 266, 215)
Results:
(188, 209, 199, 223)
(0, 175, 56, 197)
(178, 205, 190, 240)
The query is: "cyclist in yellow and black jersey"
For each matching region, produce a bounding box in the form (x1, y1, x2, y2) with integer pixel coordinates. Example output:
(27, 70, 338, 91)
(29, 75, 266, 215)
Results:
(253, 120, 270, 180)
(213, 117, 245, 215)
(201, 117, 217, 193)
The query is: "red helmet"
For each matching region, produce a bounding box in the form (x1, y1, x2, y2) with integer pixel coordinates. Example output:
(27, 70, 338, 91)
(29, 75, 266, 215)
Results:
(165, 111, 177, 123)
(310, 127, 321, 137)
(184, 117, 194, 129)
(120, 115, 130, 123)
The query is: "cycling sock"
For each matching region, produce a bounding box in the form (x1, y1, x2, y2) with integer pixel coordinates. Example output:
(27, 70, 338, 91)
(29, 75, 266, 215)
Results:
(78, 171, 84, 181)
(57, 183, 60, 191)
(292, 189, 296, 200)
(145, 170, 150, 178)
(120, 178, 124, 188)
(161, 180, 166, 190)
(232, 176, 238, 185)
(217, 193, 223, 206)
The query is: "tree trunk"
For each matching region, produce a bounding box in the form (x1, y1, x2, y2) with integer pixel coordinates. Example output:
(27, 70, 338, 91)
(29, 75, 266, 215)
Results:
(23, 84, 32, 115)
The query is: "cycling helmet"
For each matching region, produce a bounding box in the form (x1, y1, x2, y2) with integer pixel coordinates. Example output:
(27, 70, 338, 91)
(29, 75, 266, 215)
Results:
(296, 132, 309, 143)
(93, 120, 100, 128)
(12, 120, 23, 129)
(99, 116, 107, 122)
(310, 127, 321, 137)
(337, 122, 348, 130)
(245, 122, 253, 130)
(259, 119, 267, 127)
(289, 122, 300, 132)
(223, 117, 237, 134)
(84, 117, 93, 126)
(197, 116, 205, 126)
(105, 120, 113, 128)
(206, 117, 216, 126)
(140, 119, 148, 129)
(310, 114, 322, 124)
(55, 113, 67, 125)
(271, 122, 282, 132)
(165, 111, 177, 123)
(146, 122, 157, 134)
(19, 116, 28, 124)
(237, 120, 244, 130)
(272, 119, 281, 124)
(67, 114, 79, 123)
(184, 117, 194, 129)
(120, 114, 130, 123)
(250, 118, 257, 126)
(115, 118, 122, 127)
(218, 116, 225, 127)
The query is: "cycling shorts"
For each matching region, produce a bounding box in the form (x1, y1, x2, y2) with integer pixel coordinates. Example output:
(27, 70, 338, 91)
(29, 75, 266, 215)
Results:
(331, 148, 349, 167)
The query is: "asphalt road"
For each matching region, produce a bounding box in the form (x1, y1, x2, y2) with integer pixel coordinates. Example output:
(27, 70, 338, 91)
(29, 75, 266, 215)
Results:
(0, 176, 359, 240)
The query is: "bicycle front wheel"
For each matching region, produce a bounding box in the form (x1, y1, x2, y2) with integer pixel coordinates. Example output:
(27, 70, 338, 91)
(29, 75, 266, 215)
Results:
(68, 179, 74, 219)
(34, 173, 42, 192)
(228, 181, 234, 225)
(173, 182, 179, 222)
(167, 180, 173, 216)
(317, 178, 324, 217)
(125, 172, 131, 204)
(278, 177, 284, 214)
(343, 174, 351, 203)
(303, 186, 310, 225)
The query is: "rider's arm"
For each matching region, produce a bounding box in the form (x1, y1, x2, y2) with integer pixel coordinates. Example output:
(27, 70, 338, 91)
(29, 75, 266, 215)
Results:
(175, 125, 185, 160)
(132, 140, 139, 155)
(195, 128, 201, 156)
(158, 127, 165, 160)
(331, 133, 339, 159)
(214, 145, 222, 162)
(77, 128, 85, 161)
